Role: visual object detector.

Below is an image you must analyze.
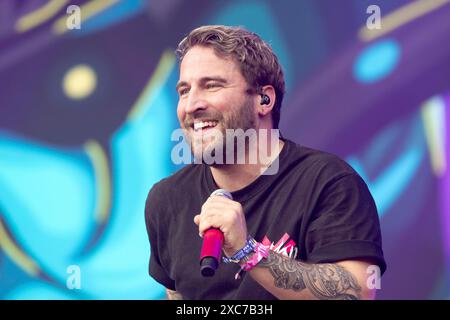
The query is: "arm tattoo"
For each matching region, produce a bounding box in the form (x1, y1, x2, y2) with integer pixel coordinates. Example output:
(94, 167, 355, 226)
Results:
(258, 251, 362, 300)
(166, 289, 183, 300)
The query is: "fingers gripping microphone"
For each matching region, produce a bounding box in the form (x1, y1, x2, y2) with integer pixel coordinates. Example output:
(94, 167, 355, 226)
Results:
(200, 189, 233, 277)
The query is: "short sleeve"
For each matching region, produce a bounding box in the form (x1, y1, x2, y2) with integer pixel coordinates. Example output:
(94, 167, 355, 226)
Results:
(145, 184, 176, 290)
(305, 173, 386, 274)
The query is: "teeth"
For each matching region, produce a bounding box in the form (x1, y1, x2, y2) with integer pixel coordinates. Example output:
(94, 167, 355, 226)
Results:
(193, 121, 218, 131)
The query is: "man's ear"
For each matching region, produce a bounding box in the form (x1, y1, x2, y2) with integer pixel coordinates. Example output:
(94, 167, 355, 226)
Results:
(257, 85, 276, 117)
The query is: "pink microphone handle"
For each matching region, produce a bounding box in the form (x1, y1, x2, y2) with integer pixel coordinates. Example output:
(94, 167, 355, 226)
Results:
(200, 228, 224, 260)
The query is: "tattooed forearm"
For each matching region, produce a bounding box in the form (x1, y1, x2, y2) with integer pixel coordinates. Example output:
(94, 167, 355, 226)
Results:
(258, 251, 362, 300)
(166, 289, 183, 300)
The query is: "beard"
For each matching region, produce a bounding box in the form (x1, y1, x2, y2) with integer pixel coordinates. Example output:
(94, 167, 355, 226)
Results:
(182, 97, 256, 166)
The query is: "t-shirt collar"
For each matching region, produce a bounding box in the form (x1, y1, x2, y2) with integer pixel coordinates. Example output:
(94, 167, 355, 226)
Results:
(203, 137, 292, 202)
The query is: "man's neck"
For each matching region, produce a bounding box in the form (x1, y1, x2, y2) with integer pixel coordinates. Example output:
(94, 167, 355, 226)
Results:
(209, 139, 285, 192)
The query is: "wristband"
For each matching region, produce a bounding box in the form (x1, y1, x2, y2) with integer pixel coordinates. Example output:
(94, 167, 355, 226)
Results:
(222, 237, 257, 264)
(234, 241, 270, 280)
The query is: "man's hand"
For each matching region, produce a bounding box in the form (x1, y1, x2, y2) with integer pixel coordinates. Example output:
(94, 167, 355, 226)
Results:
(166, 289, 183, 300)
(193, 195, 248, 257)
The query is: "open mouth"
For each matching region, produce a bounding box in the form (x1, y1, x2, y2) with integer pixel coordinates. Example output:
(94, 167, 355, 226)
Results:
(192, 120, 219, 133)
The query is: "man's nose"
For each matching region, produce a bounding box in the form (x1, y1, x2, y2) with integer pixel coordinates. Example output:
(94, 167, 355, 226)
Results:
(185, 88, 207, 114)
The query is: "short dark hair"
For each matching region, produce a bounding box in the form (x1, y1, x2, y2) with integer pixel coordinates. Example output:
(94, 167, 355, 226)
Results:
(176, 25, 285, 129)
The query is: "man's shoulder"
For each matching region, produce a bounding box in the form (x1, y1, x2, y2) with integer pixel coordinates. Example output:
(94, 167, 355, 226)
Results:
(285, 140, 357, 178)
(145, 164, 203, 217)
(150, 164, 204, 195)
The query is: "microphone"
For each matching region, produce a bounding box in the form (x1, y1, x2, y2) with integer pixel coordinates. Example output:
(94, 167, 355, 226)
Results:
(200, 189, 233, 277)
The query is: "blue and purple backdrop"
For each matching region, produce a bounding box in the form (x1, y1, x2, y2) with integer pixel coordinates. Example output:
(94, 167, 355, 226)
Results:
(0, 0, 449, 299)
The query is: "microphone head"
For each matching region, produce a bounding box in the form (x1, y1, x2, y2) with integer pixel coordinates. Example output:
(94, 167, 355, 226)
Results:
(200, 257, 218, 277)
(211, 189, 233, 200)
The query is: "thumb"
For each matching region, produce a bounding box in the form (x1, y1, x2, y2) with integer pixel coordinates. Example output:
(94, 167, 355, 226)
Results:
(193, 214, 200, 225)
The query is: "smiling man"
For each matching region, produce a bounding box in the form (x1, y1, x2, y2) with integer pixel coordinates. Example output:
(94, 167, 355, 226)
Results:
(145, 25, 386, 300)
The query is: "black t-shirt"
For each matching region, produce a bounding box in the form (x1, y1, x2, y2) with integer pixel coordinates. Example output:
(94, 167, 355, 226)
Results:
(145, 139, 386, 299)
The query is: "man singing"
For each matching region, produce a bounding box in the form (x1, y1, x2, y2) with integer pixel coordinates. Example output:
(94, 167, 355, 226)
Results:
(145, 25, 386, 300)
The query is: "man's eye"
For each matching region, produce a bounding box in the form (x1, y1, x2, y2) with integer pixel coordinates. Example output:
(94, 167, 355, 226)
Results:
(206, 83, 221, 89)
(178, 88, 189, 96)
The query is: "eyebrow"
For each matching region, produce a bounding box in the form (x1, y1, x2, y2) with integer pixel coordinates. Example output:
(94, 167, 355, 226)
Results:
(175, 76, 228, 92)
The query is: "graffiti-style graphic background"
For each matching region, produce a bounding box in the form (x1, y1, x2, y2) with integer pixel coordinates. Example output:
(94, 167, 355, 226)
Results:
(0, 0, 449, 299)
